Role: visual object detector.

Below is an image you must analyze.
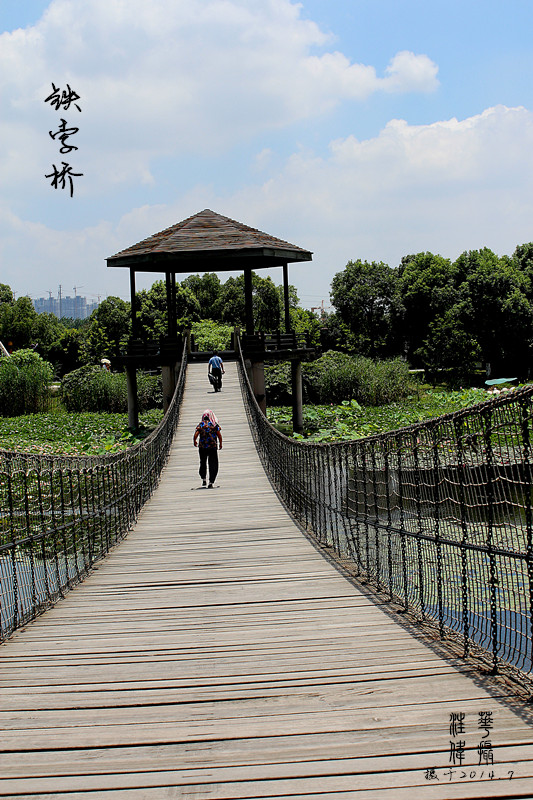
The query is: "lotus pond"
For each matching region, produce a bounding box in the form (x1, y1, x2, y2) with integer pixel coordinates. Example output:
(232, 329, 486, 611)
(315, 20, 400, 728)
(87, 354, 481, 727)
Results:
(267, 388, 491, 441)
(0, 408, 164, 456)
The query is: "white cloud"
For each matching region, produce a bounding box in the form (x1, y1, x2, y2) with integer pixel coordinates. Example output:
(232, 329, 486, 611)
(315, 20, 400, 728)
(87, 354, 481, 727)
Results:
(2, 1, 528, 308)
(382, 50, 439, 93)
(302, 49, 438, 107)
(3, 105, 532, 304)
(0, 0, 439, 198)
(221, 105, 533, 300)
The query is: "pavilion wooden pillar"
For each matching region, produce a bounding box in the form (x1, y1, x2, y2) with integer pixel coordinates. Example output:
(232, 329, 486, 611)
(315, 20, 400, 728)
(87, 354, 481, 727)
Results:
(284, 262, 303, 434)
(163, 271, 177, 338)
(244, 268, 254, 336)
(162, 271, 177, 412)
(252, 362, 266, 415)
(126, 267, 139, 430)
(291, 359, 304, 434)
(129, 267, 138, 339)
(283, 262, 291, 332)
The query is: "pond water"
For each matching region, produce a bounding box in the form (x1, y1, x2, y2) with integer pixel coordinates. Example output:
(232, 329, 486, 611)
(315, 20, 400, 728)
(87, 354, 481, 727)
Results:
(0, 551, 86, 638)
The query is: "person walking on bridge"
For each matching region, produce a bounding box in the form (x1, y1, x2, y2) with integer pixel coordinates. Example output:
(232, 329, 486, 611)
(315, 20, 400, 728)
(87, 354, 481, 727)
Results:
(208, 351, 224, 392)
(193, 409, 222, 488)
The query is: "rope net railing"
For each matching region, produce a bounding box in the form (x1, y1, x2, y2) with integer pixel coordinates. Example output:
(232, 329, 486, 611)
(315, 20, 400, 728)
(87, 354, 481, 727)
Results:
(238, 341, 533, 680)
(0, 342, 187, 640)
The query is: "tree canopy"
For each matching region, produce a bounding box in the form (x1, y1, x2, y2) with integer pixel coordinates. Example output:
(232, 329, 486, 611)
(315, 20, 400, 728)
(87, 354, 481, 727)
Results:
(6, 238, 533, 384)
(330, 260, 400, 357)
(330, 242, 533, 378)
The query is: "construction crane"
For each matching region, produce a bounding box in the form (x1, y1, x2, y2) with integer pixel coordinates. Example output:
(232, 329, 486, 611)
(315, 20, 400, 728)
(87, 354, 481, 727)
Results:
(73, 285, 84, 298)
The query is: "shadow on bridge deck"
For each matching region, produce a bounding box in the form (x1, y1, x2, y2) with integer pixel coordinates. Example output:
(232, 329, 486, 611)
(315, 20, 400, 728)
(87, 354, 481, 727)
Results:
(1, 362, 532, 798)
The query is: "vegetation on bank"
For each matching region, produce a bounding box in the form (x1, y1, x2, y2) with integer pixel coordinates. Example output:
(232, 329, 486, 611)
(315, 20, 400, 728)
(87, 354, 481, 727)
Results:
(264, 352, 498, 441)
(61, 366, 161, 413)
(2, 240, 532, 454)
(265, 351, 413, 406)
(0, 349, 52, 416)
(2, 239, 533, 387)
(267, 388, 489, 442)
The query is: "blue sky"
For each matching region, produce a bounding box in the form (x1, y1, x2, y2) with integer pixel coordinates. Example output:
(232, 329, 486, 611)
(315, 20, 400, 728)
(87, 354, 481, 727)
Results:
(1, 0, 533, 309)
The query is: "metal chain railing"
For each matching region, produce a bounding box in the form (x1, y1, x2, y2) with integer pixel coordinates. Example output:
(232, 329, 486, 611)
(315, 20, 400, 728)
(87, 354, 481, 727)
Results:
(238, 339, 533, 679)
(0, 341, 187, 640)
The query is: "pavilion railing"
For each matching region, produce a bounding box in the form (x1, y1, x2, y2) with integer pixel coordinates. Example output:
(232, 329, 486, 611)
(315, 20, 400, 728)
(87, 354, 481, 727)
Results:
(0, 341, 187, 641)
(238, 340, 533, 680)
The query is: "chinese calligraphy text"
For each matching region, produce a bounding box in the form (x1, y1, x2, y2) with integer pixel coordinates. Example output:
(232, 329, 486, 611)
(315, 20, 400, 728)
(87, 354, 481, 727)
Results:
(423, 711, 516, 783)
(44, 82, 83, 197)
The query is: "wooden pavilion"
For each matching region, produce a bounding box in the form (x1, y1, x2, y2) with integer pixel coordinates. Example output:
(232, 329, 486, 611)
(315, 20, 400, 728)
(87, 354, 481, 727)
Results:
(107, 209, 313, 430)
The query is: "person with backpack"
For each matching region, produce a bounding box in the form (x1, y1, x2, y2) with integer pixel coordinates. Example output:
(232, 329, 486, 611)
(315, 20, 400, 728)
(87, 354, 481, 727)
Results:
(193, 409, 223, 488)
(208, 351, 224, 392)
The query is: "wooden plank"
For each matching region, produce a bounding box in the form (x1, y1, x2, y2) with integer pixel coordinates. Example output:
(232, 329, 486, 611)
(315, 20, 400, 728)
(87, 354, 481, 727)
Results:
(2, 742, 531, 780)
(1, 362, 531, 798)
(0, 753, 530, 795)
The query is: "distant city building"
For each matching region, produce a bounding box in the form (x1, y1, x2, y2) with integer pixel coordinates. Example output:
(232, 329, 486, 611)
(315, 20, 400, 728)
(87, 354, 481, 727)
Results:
(32, 295, 100, 320)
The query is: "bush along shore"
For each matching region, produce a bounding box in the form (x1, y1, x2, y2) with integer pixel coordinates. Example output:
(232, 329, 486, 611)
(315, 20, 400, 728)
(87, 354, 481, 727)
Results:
(266, 389, 491, 441)
(265, 351, 495, 441)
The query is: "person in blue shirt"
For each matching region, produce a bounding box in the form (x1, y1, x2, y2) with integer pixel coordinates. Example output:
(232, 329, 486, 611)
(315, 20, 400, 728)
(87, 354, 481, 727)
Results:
(208, 351, 225, 392)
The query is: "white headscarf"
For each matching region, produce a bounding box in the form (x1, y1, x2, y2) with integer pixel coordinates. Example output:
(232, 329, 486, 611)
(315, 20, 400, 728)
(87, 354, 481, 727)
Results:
(201, 409, 219, 426)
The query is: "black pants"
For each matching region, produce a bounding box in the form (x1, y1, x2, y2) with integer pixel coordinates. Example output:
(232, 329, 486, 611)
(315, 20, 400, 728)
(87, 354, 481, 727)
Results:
(211, 367, 222, 391)
(199, 448, 219, 483)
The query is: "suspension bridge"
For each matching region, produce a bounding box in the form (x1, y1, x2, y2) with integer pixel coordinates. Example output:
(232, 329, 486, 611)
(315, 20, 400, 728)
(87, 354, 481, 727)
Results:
(1, 360, 533, 798)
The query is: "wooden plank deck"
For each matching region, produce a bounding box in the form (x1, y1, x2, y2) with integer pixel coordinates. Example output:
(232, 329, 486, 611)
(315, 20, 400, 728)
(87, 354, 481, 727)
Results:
(1, 361, 532, 799)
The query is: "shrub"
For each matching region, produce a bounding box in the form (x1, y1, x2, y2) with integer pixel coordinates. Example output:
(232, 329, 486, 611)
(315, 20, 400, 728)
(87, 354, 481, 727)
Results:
(264, 362, 292, 405)
(191, 320, 233, 351)
(265, 351, 414, 407)
(350, 356, 413, 406)
(61, 366, 123, 412)
(61, 367, 161, 413)
(0, 349, 53, 416)
(303, 351, 356, 403)
(312, 359, 360, 404)
(137, 372, 162, 410)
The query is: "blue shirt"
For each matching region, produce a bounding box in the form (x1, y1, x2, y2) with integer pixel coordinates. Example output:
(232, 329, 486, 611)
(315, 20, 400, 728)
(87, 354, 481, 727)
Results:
(209, 355, 223, 369)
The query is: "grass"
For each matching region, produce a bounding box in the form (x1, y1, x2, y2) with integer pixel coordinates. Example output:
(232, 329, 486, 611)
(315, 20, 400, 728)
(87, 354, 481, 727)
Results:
(0, 408, 165, 456)
(267, 387, 491, 441)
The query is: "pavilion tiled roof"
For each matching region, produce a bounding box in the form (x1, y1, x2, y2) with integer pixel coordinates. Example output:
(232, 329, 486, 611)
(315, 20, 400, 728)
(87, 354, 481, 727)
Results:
(107, 209, 312, 270)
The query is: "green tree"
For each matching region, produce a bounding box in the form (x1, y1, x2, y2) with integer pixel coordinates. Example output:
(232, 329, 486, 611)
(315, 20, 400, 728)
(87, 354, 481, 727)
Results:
(457, 248, 533, 374)
(219, 276, 245, 326)
(181, 273, 222, 320)
(0, 296, 38, 349)
(0, 284, 14, 306)
(175, 284, 201, 328)
(512, 242, 533, 282)
(90, 296, 131, 357)
(416, 305, 481, 385)
(330, 260, 399, 356)
(136, 282, 168, 342)
(57, 327, 84, 375)
(288, 307, 322, 347)
(318, 312, 352, 352)
(32, 312, 67, 362)
(254, 275, 280, 331)
(80, 321, 111, 365)
(218, 272, 281, 331)
(137, 280, 200, 340)
(397, 252, 458, 363)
